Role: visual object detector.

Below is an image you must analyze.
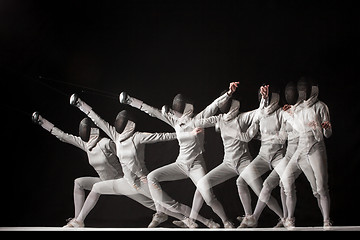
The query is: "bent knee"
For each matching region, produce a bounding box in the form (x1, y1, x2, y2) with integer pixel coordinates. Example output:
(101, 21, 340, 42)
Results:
(74, 178, 84, 190)
(147, 172, 162, 191)
(236, 176, 247, 187)
(147, 171, 158, 182)
(91, 182, 102, 193)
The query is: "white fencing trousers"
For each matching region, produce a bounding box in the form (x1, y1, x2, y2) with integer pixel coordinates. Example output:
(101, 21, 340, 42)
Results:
(79, 177, 156, 210)
(279, 141, 323, 221)
(239, 150, 284, 217)
(75, 176, 199, 223)
(258, 140, 298, 203)
(240, 150, 284, 194)
(74, 177, 102, 191)
(73, 177, 157, 224)
(73, 177, 102, 218)
(192, 159, 252, 219)
(90, 177, 195, 219)
(196, 159, 250, 204)
(281, 141, 328, 199)
(147, 159, 212, 211)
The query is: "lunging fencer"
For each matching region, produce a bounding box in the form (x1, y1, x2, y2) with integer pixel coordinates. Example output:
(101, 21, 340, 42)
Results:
(31, 113, 141, 228)
(120, 82, 238, 228)
(280, 77, 332, 229)
(70, 94, 216, 228)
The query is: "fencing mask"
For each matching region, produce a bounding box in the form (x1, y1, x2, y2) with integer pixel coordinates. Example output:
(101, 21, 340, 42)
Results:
(115, 110, 133, 134)
(79, 118, 93, 142)
(172, 93, 194, 117)
(297, 77, 312, 101)
(285, 81, 299, 105)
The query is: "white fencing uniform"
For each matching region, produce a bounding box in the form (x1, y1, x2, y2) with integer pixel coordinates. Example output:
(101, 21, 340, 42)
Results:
(191, 99, 260, 219)
(124, 92, 232, 227)
(51, 127, 123, 182)
(280, 86, 332, 225)
(243, 107, 301, 227)
(239, 95, 286, 221)
(75, 102, 218, 225)
(258, 117, 299, 204)
(83, 108, 186, 214)
(35, 120, 154, 227)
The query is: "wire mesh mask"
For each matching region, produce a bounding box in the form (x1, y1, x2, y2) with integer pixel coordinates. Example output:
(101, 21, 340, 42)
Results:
(285, 81, 299, 105)
(79, 118, 93, 142)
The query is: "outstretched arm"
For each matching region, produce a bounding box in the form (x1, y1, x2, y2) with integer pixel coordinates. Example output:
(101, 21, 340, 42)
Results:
(70, 94, 119, 142)
(193, 115, 221, 128)
(120, 92, 175, 127)
(136, 132, 177, 144)
(32, 112, 86, 151)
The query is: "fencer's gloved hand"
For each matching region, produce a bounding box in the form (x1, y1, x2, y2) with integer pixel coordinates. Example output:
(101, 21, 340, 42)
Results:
(321, 121, 331, 130)
(228, 81, 239, 95)
(132, 176, 148, 190)
(119, 92, 129, 104)
(283, 104, 292, 112)
(191, 128, 203, 135)
(32, 111, 41, 124)
(161, 105, 170, 114)
(283, 104, 295, 116)
(32, 111, 54, 132)
(69, 93, 79, 106)
(140, 175, 148, 185)
(70, 93, 92, 114)
(260, 85, 269, 99)
(131, 178, 141, 191)
(119, 92, 143, 109)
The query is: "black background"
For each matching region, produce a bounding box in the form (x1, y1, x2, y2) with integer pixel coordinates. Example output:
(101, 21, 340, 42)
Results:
(0, 0, 359, 228)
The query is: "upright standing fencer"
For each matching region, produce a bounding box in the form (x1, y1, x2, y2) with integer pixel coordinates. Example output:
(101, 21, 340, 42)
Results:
(70, 94, 217, 228)
(120, 82, 238, 228)
(31, 112, 131, 228)
(239, 84, 286, 228)
(183, 86, 262, 226)
(237, 81, 302, 228)
(280, 77, 332, 229)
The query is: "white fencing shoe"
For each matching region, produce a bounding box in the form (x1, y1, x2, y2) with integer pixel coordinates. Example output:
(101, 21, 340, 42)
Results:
(238, 215, 257, 228)
(148, 212, 168, 228)
(63, 218, 84, 228)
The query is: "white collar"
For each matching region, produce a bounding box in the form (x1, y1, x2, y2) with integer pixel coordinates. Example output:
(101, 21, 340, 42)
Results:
(118, 120, 136, 142)
(263, 92, 280, 115)
(304, 86, 319, 108)
(86, 128, 100, 151)
(223, 100, 240, 121)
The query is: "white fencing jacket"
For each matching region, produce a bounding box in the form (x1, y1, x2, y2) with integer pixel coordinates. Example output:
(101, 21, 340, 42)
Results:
(86, 110, 177, 185)
(256, 97, 287, 164)
(192, 100, 259, 171)
(129, 93, 231, 169)
(284, 86, 332, 152)
(51, 127, 124, 181)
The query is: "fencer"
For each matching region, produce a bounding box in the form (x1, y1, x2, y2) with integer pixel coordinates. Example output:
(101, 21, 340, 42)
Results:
(237, 81, 302, 228)
(70, 94, 216, 228)
(280, 77, 332, 229)
(185, 87, 262, 226)
(238, 84, 286, 228)
(119, 82, 238, 228)
(32, 112, 137, 228)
